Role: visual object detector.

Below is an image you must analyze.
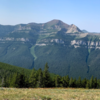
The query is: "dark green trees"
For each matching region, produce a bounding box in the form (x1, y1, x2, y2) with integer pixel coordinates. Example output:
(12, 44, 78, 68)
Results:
(10, 70, 26, 88)
(69, 77, 74, 87)
(64, 75, 70, 87)
(89, 76, 94, 88)
(81, 78, 87, 88)
(1, 62, 100, 89)
(37, 68, 43, 87)
(43, 63, 51, 87)
(10, 73, 19, 87)
(55, 75, 61, 87)
(29, 63, 51, 88)
(29, 68, 37, 88)
(76, 77, 81, 88)
(0, 77, 5, 87)
(94, 78, 97, 88)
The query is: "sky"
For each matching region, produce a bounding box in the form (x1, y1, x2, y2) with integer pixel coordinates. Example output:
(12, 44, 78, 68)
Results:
(0, 0, 100, 32)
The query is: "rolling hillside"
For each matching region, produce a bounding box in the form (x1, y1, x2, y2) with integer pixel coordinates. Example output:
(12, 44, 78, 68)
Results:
(0, 62, 31, 81)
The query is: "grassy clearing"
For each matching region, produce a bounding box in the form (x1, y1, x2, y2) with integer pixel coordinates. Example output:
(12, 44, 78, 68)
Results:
(30, 45, 37, 60)
(0, 88, 100, 100)
(36, 34, 49, 43)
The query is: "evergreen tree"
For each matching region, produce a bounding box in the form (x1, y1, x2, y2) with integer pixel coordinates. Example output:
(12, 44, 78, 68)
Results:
(37, 68, 43, 88)
(29, 68, 37, 88)
(55, 75, 63, 87)
(69, 77, 74, 87)
(24, 75, 29, 88)
(86, 81, 90, 89)
(76, 77, 81, 88)
(61, 76, 65, 87)
(90, 76, 94, 88)
(18, 70, 26, 88)
(81, 78, 87, 88)
(55, 75, 59, 87)
(3, 76, 10, 87)
(0, 77, 4, 87)
(59, 76, 63, 87)
(94, 77, 97, 88)
(50, 76, 55, 87)
(73, 78, 77, 88)
(43, 63, 51, 87)
(97, 79, 100, 88)
(66, 75, 70, 87)
(62, 75, 69, 87)
(10, 73, 19, 87)
(8, 74, 14, 87)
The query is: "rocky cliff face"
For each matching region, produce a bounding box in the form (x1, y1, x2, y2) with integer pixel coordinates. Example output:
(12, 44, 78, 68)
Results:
(0, 37, 29, 42)
(66, 24, 82, 33)
(71, 40, 100, 49)
(41, 19, 83, 33)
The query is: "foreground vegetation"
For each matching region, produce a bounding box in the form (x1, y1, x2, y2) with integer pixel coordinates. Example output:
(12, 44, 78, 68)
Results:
(1, 62, 100, 99)
(1, 88, 100, 100)
(0, 62, 100, 89)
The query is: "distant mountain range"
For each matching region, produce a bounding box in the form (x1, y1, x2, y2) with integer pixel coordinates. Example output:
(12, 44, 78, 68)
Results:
(0, 19, 100, 78)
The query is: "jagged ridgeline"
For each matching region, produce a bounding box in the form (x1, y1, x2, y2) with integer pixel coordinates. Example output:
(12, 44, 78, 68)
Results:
(0, 19, 100, 78)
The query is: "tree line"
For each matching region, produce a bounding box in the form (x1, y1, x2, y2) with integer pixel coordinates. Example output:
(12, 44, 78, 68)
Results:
(0, 63, 100, 89)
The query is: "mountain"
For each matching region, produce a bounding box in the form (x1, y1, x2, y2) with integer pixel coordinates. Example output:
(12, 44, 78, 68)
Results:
(0, 19, 100, 79)
(43, 20, 82, 33)
(82, 30, 88, 33)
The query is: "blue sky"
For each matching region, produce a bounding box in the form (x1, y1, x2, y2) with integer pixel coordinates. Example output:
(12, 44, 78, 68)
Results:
(0, 0, 100, 32)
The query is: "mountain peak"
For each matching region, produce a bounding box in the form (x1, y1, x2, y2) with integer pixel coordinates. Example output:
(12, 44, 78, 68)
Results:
(50, 19, 62, 22)
(42, 19, 83, 33)
(66, 24, 82, 33)
(44, 19, 69, 30)
(45, 19, 66, 25)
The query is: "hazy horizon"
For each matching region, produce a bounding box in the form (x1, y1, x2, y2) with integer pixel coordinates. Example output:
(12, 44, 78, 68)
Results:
(0, 0, 100, 32)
